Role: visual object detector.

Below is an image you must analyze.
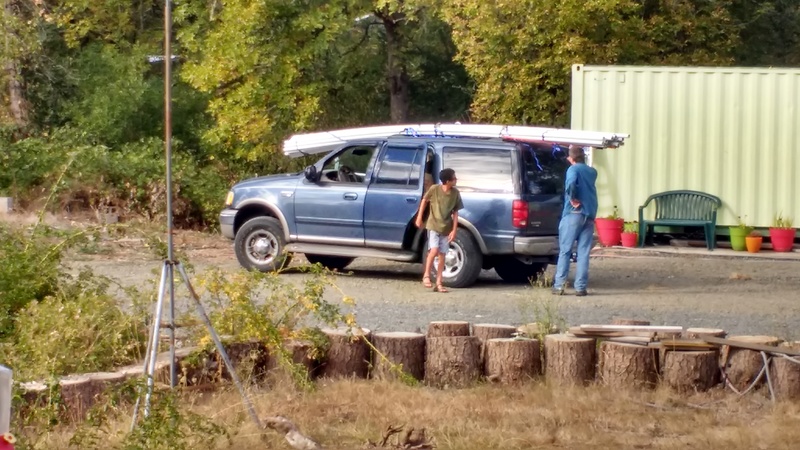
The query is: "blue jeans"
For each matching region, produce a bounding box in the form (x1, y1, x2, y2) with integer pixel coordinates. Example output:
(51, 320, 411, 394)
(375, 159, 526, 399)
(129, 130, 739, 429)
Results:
(553, 213, 595, 292)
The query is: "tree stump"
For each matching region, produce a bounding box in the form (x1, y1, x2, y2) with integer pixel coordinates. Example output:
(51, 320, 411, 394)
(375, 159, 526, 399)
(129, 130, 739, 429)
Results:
(371, 331, 426, 381)
(771, 342, 800, 401)
(484, 338, 540, 383)
(612, 318, 650, 326)
(427, 321, 471, 337)
(473, 323, 517, 341)
(544, 334, 596, 385)
(265, 339, 318, 379)
(662, 350, 719, 393)
(685, 328, 727, 339)
(320, 327, 372, 379)
(721, 335, 782, 392)
(425, 336, 481, 388)
(599, 341, 659, 389)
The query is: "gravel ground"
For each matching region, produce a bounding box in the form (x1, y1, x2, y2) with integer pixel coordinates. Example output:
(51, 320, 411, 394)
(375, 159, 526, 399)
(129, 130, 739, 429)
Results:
(70, 231, 800, 339)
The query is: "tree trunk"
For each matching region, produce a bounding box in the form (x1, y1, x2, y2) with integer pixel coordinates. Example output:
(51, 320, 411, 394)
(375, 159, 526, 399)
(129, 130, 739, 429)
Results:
(685, 328, 727, 339)
(425, 336, 481, 388)
(662, 350, 719, 393)
(771, 342, 800, 401)
(473, 323, 517, 341)
(379, 13, 410, 123)
(721, 335, 781, 392)
(371, 331, 426, 381)
(484, 338, 539, 383)
(427, 320, 470, 337)
(599, 341, 659, 389)
(544, 334, 596, 385)
(3, 0, 30, 128)
(320, 327, 372, 379)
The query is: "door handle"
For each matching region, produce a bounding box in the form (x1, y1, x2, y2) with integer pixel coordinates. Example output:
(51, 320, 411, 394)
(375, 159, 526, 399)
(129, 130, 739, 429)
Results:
(405, 197, 418, 203)
(343, 192, 358, 200)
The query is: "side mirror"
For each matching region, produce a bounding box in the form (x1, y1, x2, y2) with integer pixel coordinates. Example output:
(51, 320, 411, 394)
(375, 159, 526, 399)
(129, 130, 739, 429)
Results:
(304, 165, 318, 182)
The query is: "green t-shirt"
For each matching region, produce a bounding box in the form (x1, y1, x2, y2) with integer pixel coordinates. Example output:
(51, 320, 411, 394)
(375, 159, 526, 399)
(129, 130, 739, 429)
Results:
(424, 185, 464, 234)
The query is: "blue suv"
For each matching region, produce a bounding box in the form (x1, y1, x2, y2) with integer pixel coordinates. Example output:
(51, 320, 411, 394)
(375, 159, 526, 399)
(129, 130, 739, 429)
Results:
(219, 135, 573, 287)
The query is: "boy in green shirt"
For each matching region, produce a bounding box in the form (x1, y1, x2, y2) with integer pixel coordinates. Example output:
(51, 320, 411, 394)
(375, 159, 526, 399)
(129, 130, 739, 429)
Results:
(414, 168, 464, 292)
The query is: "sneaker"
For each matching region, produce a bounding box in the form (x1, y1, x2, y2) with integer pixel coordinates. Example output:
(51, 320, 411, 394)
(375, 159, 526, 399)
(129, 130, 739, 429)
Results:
(575, 290, 588, 297)
(551, 287, 565, 296)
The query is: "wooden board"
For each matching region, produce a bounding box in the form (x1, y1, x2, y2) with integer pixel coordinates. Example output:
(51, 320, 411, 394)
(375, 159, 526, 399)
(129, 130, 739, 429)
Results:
(700, 335, 800, 356)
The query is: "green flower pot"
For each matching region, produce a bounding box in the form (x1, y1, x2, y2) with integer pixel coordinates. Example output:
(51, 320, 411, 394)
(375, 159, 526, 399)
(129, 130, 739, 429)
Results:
(729, 226, 749, 251)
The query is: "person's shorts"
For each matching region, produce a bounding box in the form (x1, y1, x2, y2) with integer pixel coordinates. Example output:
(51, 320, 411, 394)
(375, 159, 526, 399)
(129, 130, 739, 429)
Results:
(428, 230, 450, 254)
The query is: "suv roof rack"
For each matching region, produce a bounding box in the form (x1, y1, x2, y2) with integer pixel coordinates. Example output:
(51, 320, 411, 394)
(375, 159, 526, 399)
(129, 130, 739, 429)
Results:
(283, 123, 629, 158)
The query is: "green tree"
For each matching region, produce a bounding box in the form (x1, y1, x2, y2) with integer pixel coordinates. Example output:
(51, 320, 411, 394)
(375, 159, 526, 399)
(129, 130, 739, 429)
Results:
(728, 0, 800, 65)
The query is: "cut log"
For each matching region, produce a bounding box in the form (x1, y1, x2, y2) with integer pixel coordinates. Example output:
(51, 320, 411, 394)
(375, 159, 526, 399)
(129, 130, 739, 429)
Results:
(425, 336, 481, 388)
(684, 328, 726, 339)
(662, 350, 719, 393)
(599, 341, 659, 389)
(484, 338, 540, 383)
(721, 335, 782, 392)
(371, 331, 426, 381)
(473, 323, 517, 341)
(320, 327, 372, 379)
(427, 321, 471, 337)
(265, 339, 318, 379)
(772, 342, 800, 402)
(517, 323, 559, 338)
(612, 318, 650, 326)
(544, 334, 596, 386)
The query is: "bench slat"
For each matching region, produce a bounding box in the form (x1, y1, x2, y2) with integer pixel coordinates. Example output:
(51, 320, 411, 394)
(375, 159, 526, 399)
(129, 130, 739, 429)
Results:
(638, 190, 721, 250)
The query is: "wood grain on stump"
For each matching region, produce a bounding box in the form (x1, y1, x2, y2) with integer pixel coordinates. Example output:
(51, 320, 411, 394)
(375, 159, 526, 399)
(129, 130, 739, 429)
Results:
(265, 339, 318, 378)
(612, 318, 651, 326)
(473, 323, 517, 342)
(599, 341, 659, 389)
(544, 334, 597, 385)
(371, 331, 426, 381)
(484, 338, 540, 383)
(427, 320, 471, 337)
(685, 328, 727, 339)
(662, 350, 719, 393)
(320, 327, 371, 379)
(772, 342, 800, 401)
(425, 336, 481, 388)
(721, 335, 781, 392)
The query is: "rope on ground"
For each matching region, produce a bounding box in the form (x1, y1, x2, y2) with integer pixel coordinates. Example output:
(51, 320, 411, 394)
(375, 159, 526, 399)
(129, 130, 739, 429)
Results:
(777, 353, 800, 365)
(721, 358, 769, 397)
(761, 351, 775, 402)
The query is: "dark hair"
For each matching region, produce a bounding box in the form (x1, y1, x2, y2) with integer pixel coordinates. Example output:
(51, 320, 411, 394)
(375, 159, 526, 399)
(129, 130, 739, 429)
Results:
(439, 168, 456, 183)
(568, 145, 586, 163)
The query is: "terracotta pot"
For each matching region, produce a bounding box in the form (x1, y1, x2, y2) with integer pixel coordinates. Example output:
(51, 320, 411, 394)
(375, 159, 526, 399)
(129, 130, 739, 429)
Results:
(769, 228, 796, 252)
(745, 236, 762, 253)
(596, 218, 624, 247)
(621, 232, 638, 248)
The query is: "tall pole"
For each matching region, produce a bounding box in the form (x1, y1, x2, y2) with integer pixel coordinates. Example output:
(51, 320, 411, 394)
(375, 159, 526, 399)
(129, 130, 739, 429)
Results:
(164, 0, 176, 388)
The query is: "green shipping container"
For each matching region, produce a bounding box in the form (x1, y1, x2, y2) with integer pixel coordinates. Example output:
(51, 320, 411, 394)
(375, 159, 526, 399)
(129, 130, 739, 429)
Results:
(571, 64, 800, 232)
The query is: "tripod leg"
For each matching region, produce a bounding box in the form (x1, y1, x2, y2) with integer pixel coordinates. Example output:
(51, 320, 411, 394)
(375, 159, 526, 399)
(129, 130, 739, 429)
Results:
(143, 260, 170, 418)
(175, 262, 263, 429)
(168, 261, 176, 388)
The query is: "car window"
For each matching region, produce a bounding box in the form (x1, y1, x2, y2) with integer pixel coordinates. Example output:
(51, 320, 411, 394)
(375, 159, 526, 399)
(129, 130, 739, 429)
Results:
(321, 145, 377, 183)
(374, 145, 424, 188)
(522, 144, 569, 195)
(442, 146, 514, 193)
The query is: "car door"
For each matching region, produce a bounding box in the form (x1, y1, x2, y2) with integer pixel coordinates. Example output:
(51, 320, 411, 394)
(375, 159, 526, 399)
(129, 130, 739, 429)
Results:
(363, 143, 430, 248)
(521, 143, 570, 234)
(293, 144, 378, 245)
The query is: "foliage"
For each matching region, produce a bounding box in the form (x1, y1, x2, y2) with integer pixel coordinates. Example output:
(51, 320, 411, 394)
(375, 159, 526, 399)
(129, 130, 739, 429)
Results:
(773, 213, 794, 229)
(735, 215, 753, 232)
(623, 221, 638, 234)
(748, 230, 762, 237)
(605, 205, 621, 220)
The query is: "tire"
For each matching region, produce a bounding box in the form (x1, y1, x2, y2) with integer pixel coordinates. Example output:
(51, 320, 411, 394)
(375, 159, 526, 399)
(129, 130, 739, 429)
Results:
(234, 217, 291, 272)
(304, 254, 354, 271)
(493, 257, 547, 284)
(431, 228, 483, 288)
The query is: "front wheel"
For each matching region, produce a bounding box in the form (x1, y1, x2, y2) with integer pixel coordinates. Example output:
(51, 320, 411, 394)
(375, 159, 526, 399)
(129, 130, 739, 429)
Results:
(304, 254, 354, 271)
(431, 228, 483, 288)
(234, 217, 291, 272)
(493, 257, 547, 284)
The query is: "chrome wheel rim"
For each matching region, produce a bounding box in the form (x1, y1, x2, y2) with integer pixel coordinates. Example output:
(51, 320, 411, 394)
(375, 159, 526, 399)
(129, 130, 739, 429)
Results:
(244, 229, 279, 265)
(432, 242, 465, 280)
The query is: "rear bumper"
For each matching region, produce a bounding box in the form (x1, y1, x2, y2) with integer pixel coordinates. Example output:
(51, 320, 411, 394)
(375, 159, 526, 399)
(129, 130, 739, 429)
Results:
(513, 236, 559, 256)
(219, 209, 236, 239)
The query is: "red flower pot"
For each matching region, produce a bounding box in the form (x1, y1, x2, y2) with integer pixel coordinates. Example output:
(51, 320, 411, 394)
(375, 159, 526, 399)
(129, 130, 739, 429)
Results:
(621, 232, 638, 248)
(769, 228, 796, 252)
(596, 218, 624, 247)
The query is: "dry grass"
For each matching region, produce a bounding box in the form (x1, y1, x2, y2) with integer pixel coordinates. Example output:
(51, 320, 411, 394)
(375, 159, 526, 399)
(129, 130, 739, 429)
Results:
(30, 378, 800, 450)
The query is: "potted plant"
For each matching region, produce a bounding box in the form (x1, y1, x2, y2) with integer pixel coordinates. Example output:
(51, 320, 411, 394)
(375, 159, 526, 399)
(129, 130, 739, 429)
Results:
(595, 206, 624, 246)
(621, 221, 638, 248)
(769, 213, 796, 252)
(729, 216, 751, 251)
(745, 230, 762, 253)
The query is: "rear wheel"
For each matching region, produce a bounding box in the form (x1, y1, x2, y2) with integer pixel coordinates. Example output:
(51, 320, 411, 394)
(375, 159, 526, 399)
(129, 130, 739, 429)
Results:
(493, 257, 547, 284)
(431, 228, 483, 288)
(304, 254, 354, 271)
(234, 217, 292, 272)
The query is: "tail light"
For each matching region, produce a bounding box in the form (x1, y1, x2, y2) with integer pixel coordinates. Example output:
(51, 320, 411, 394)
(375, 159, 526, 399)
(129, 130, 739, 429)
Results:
(512, 200, 528, 228)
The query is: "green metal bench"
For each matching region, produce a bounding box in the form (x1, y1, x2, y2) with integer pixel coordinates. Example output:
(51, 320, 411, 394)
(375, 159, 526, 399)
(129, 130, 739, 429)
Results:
(637, 190, 722, 250)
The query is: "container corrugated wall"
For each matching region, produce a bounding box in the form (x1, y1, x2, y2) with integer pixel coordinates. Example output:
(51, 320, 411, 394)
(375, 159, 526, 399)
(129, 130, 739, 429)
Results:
(571, 64, 800, 229)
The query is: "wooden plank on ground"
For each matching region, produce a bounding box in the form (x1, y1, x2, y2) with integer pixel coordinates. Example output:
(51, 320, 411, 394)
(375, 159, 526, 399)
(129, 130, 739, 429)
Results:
(568, 327, 655, 338)
(606, 336, 653, 345)
(659, 339, 719, 351)
(579, 325, 684, 334)
(699, 335, 800, 356)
